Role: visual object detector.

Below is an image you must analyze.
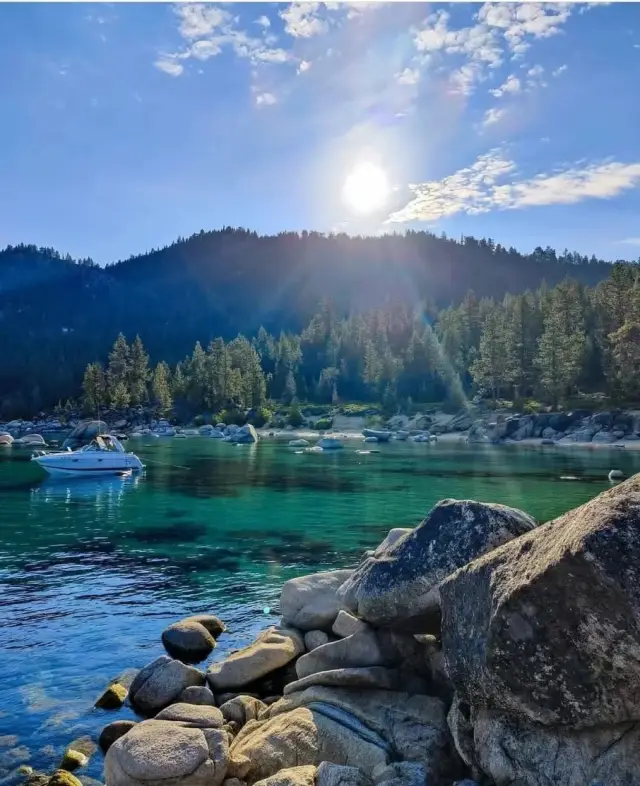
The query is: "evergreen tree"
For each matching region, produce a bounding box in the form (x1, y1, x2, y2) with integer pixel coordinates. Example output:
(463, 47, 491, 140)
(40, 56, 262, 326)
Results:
(82, 362, 106, 413)
(107, 333, 130, 406)
(111, 379, 130, 408)
(152, 361, 173, 414)
(128, 335, 150, 405)
(471, 305, 512, 400)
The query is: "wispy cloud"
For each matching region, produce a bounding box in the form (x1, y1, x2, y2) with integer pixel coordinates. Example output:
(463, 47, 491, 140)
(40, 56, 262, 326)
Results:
(490, 74, 521, 97)
(255, 92, 277, 107)
(297, 60, 312, 74)
(387, 151, 640, 224)
(154, 57, 185, 77)
(255, 15, 270, 29)
(619, 237, 640, 246)
(552, 64, 568, 77)
(396, 67, 420, 86)
(280, 2, 329, 38)
(482, 107, 508, 126)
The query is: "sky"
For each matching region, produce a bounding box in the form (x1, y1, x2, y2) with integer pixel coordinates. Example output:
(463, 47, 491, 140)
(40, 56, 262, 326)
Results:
(0, 1, 639, 264)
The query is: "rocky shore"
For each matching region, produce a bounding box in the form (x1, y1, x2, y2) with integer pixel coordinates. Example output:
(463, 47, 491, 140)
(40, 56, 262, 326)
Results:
(18, 474, 640, 786)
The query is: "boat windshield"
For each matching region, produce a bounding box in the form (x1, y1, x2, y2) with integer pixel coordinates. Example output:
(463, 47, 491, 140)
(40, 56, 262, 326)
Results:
(79, 436, 116, 452)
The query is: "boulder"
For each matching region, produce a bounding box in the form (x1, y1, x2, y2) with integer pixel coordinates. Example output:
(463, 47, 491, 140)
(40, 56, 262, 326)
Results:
(372, 529, 412, 558)
(284, 667, 428, 696)
(441, 475, 640, 728)
(253, 766, 317, 786)
(155, 703, 224, 728)
(473, 709, 640, 786)
(280, 570, 353, 631)
(331, 611, 368, 639)
(296, 629, 385, 679)
(62, 420, 108, 450)
(207, 628, 304, 691)
(220, 696, 268, 728)
(49, 771, 82, 786)
(317, 762, 370, 786)
(267, 686, 453, 780)
(95, 682, 128, 710)
(105, 720, 228, 786)
(304, 631, 329, 651)
(162, 620, 216, 663)
(233, 425, 258, 444)
(541, 427, 557, 440)
(592, 429, 616, 443)
(229, 707, 388, 784)
(186, 615, 226, 638)
(180, 685, 217, 706)
(337, 499, 536, 630)
(371, 763, 425, 786)
(129, 656, 205, 715)
(99, 721, 137, 754)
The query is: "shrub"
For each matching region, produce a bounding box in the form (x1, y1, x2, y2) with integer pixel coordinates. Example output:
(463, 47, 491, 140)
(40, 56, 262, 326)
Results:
(314, 417, 333, 430)
(247, 406, 273, 428)
(288, 403, 304, 428)
(193, 415, 205, 427)
(218, 408, 247, 426)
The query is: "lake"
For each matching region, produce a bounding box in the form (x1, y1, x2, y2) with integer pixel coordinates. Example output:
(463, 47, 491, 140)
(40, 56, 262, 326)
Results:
(1, 436, 639, 780)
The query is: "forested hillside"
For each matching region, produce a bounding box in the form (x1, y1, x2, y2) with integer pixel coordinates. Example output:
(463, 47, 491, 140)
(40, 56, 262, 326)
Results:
(0, 228, 637, 417)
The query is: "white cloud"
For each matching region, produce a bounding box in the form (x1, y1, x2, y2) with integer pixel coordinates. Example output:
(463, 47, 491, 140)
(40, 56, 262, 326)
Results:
(619, 237, 640, 245)
(490, 74, 521, 97)
(528, 64, 544, 77)
(297, 60, 312, 74)
(255, 15, 271, 28)
(280, 2, 329, 38)
(396, 67, 420, 86)
(525, 63, 547, 89)
(552, 64, 568, 76)
(386, 151, 640, 224)
(478, 3, 572, 53)
(253, 48, 290, 64)
(154, 57, 184, 76)
(448, 62, 485, 96)
(255, 92, 277, 106)
(175, 4, 231, 40)
(482, 107, 508, 126)
(189, 40, 222, 61)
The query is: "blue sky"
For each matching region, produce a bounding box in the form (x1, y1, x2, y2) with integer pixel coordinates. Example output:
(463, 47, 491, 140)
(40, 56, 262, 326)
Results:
(0, 1, 639, 264)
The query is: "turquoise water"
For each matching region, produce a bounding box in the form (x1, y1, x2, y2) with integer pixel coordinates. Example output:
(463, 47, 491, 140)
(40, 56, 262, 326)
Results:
(1, 437, 639, 780)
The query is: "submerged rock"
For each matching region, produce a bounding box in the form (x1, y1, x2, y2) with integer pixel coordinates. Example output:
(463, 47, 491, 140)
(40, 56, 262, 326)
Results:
(441, 475, 640, 728)
(207, 628, 304, 691)
(338, 500, 535, 630)
(129, 656, 205, 715)
(280, 570, 352, 631)
(99, 721, 137, 754)
(95, 683, 128, 710)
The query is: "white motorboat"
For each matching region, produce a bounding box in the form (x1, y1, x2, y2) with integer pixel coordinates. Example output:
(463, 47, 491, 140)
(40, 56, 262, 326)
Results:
(31, 435, 144, 477)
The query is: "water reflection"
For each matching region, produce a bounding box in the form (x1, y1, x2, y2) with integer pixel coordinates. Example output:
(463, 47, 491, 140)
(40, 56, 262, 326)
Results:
(30, 472, 140, 507)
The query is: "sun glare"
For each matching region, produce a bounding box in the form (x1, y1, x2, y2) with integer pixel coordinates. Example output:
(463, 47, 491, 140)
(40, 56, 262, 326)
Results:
(343, 163, 389, 213)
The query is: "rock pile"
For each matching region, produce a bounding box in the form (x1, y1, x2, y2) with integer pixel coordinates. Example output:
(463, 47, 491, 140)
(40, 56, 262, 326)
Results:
(54, 474, 640, 786)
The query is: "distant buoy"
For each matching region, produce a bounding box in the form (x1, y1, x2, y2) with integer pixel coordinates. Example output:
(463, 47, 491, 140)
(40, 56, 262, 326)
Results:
(608, 469, 624, 481)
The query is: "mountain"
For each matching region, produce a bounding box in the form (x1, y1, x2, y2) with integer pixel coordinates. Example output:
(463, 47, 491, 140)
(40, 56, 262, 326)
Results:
(0, 228, 635, 414)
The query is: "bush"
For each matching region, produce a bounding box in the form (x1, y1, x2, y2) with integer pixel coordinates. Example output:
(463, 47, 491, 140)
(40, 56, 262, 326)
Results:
(288, 403, 304, 428)
(247, 406, 272, 428)
(218, 408, 247, 426)
(193, 415, 205, 427)
(314, 417, 333, 430)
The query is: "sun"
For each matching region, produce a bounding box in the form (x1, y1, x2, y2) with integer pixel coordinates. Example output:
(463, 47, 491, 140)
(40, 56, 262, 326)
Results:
(343, 162, 389, 213)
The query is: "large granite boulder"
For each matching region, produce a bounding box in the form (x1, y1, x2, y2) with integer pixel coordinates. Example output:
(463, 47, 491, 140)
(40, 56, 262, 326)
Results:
(207, 627, 304, 691)
(284, 667, 428, 696)
(62, 420, 108, 450)
(473, 709, 640, 786)
(129, 656, 205, 715)
(99, 720, 137, 754)
(281, 570, 353, 631)
(267, 685, 454, 779)
(316, 762, 370, 786)
(232, 425, 258, 444)
(337, 500, 535, 630)
(105, 719, 228, 786)
(162, 620, 217, 663)
(441, 475, 640, 728)
(253, 766, 317, 786)
(220, 696, 268, 728)
(155, 703, 224, 728)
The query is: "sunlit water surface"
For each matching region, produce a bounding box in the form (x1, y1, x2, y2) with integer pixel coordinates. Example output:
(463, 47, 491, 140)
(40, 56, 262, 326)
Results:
(1, 437, 639, 779)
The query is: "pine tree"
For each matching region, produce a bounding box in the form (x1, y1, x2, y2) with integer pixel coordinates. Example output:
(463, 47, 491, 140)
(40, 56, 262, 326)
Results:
(128, 335, 150, 405)
(107, 333, 130, 405)
(471, 305, 512, 400)
(82, 362, 106, 413)
(152, 361, 173, 414)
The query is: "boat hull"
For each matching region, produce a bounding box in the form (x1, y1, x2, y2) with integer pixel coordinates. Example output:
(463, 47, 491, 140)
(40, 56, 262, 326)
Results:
(32, 454, 144, 477)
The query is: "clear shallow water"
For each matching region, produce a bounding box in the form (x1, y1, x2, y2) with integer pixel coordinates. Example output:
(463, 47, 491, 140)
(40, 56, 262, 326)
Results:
(1, 437, 639, 780)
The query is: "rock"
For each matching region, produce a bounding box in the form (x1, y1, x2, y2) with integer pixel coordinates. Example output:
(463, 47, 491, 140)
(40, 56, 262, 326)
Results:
(162, 620, 216, 663)
(370, 762, 425, 786)
(207, 628, 304, 691)
(59, 751, 88, 772)
(473, 709, 640, 786)
(223, 780, 247, 786)
(337, 499, 535, 630)
(296, 629, 385, 679)
(155, 703, 224, 728)
(253, 766, 317, 786)
(609, 469, 624, 481)
(331, 611, 368, 639)
(441, 475, 640, 728)
(280, 570, 353, 631)
(219, 696, 268, 728)
(62, 420, 108, 450)
(541, 427, 557, 440)
(129, 656, 205, 715)
(99, 721, 137, 754)
(283, 667, 428, 696)
(267, 686, 453, 781)
(95, 683, 128, 710)
(372, 529, 411, 558)
(229, 707, 388, 784)
(317, 762, 370, 786)
(186, 615, 226, 638)
(49, 771, 83, 786)
(105, 720, 228, 786)
(232, 425, 258, 444)
(180, 685, 217, 706)
(304, 631, 329, 651)
(592, 429, 615, 443)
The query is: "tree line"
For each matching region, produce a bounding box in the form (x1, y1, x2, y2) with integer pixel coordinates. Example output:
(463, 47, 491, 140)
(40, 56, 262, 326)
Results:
(79, 263, 640, 419)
